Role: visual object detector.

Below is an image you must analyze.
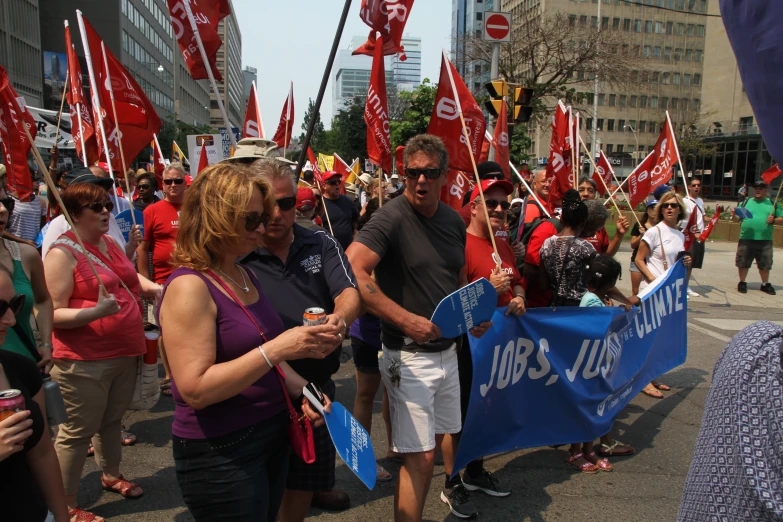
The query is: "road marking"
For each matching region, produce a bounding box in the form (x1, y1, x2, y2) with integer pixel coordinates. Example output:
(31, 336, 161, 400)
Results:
(688, 322, 732, 343)
(693, 318, 783, 332)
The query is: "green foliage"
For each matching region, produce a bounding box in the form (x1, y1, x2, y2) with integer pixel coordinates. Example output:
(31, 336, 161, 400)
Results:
(509, 125, 532, 165)
(389, 79, 437, 149)
(300, 98, 326, 152)
(320, 97, 368, 161)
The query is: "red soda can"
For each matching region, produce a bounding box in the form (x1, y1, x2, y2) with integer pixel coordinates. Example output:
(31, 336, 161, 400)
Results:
(0, 389, 25, 422)
(303, 307, 327, 326)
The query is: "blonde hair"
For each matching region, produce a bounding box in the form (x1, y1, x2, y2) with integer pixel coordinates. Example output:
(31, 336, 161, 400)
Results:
(654, 191, 686, 223)
(172, 163, 274, 271)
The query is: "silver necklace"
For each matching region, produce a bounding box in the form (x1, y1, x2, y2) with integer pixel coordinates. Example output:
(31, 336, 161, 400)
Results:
(215, 264, 250, 293)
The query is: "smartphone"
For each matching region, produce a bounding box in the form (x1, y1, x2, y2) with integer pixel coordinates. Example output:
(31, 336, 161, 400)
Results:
(676, 250, 687, 261)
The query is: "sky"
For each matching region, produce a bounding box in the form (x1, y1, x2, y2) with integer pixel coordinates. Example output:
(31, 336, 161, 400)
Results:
(232, 0, 452, 133)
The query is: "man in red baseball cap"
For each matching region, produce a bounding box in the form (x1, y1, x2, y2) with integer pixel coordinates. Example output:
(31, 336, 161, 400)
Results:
(295, 187, 323, 231)
(321, 171, 359, 249)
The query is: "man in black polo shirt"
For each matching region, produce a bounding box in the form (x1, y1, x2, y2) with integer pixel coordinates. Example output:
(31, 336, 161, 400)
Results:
(347, 134, 492, 521)
(322, 170, 359, 250)
(242, 160, 361, 520)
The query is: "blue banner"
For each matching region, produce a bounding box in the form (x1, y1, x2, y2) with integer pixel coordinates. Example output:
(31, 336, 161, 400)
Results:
(324, 402, 377, 490)
(431, 278, 496, 339)
(114, 209, 144, 243)
(453, 260, 688, 473)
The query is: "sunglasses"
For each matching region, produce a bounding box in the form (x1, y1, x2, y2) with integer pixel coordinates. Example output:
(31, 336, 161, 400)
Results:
(324, 179, 341, 186)
(660, 203, 680, 209)
(0, 198, 15, 214)
(0, 294, 25, 317)
(83, 200, 114, 213)
(690, 184, 701, 188)
(481, 199, 511, 211)
(276, 196, 297, 211)
(163, 178, 185, 185)
(137, 184, 153, 190)
(405, 168, 443, 180)
(242, 211, 270, 232)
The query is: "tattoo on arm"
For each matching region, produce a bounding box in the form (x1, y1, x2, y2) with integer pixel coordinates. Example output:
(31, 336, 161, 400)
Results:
(365, 283, 377, 294)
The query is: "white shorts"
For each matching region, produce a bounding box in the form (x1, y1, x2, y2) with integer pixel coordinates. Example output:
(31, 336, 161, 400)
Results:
(380, 344, 461, 453)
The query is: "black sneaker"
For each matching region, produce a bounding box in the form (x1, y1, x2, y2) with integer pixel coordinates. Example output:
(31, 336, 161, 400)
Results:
(463, 469, 511, 497)
(440, 484, 478, 519)
(738, 281, 747, 294)
(761, 283, 777, 296)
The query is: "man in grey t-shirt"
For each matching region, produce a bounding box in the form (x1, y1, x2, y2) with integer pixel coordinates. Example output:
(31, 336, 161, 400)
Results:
(347, 134, 491, 521)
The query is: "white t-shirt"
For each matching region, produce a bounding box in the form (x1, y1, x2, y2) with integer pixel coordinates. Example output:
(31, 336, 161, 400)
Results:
(41, 214, 128, 260)
(641, 222, 685, 278)
(683, 196, 705, 232)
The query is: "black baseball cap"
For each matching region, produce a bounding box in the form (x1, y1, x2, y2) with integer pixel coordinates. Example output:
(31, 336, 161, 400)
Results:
(62, 167, 114, 190)
(477, 161, 505, 181)
(753, 180, 768, 188)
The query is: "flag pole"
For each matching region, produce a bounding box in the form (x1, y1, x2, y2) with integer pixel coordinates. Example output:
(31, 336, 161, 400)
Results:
(296, 0, 353, 179)
(377, 166, 383, 208)
(770, 182, 783, 225)
(253, 81, 265, 138)
(570, 108, 578, 189)
(65, 21, 89, 168)
(666, 111, 689, 193)
(52, 69, 69, 149)
(317, 180, 335, 236)
(181, 1, 237, 148)
(508, 160, 550, 218)
(20, 117, 106, 292)
(443, 50, 500, 267)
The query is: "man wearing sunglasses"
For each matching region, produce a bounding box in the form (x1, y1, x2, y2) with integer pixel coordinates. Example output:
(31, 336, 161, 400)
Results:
(321, 171, 359, 251)
(347, 134, 492, 521)
(683, 178, 706, 298)
(132, 172, 160, 212)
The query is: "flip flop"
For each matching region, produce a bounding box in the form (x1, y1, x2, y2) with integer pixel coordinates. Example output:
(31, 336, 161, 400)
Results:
(641, 384, 663, 399)
(160, 378, 173, 397)
(596, 441, 635, 457)
(376, 463, 393, 482)
(121, 430, 136, 446)
(652, 381, 671, 391)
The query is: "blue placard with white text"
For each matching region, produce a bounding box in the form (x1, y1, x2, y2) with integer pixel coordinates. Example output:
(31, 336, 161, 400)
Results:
(323, 402, 376, 490)
(431, 278, 497, 338)
(734, 207, 753, 219)
(115, 209, 144, 243)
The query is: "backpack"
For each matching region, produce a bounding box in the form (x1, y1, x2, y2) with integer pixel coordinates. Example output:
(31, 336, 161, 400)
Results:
(519, 217, 562, 247)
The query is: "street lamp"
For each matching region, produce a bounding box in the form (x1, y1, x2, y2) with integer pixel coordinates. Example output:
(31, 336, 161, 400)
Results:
(624, 124, 640, 161)
(131, 61, 164, 75)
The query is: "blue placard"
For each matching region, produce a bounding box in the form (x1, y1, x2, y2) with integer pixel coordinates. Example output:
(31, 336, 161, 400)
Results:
(431, 278, 497, 338)
(734, 207, 753, 219)
(218, 127, 241, 160)
(323, 402, 376, 490)
(115, 209, 144, 242)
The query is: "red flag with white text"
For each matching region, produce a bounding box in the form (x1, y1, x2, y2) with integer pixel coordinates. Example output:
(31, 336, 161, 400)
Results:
(65, 21, 99, 166)
(197, 141, 209, 174)
(492, 100, 510, 180)
(353, 0, 415, 60)
(167, 0, 230, 81)
(242, 82, 265, 138)
(593, 149, 614, 193)
(682, 205, 700, 250)
(762, 163, 782, 185)
(272, 82, 294, 149)
(440, 169, 472, 210)
(427, 52, 486, 172)
(307, 147, 323, 185)
(546, 101, 570, 204)
(700, 205, 722, 242)
(626, 114, 678, 209)
(365, 38, 392, 173)
(0, 66, 35, 201)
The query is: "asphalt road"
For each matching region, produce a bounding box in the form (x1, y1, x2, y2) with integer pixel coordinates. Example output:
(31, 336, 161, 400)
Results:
(73, 242, 783, 521)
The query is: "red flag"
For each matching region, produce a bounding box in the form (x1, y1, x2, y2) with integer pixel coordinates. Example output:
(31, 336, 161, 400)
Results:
(492, 100, 510, 180)
(353, 0, 415, 59)
(626, 113, 679, 208)
(272, 82, 294, 149)
(593, 149, 614, 193)
(427, 51, 486, 172)
(440, 169, 471, 210)
(546, 101, 570, 204)
(242, 81, 265, 138)
(365, 37, 392, 173)
(395, 145, 405, 174)
(307, 147, 323, 185)
(478, 136, 490, 164)
(700, 205, 722, 242)
(333, 153, 352, 195)
(151, 134, 166, 187)
(197, 141, 209, 174)
(682, 205, 700, 250)
(762, 163, 783, 185)
(167, 0, 230, 81)
(65, 21, 99, 166)
(79, 12, 162, 171)
(0, 66, 35, 201)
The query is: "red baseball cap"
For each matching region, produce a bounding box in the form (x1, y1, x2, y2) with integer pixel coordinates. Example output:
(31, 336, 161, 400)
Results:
(324, 170, 342, 181)
(296, 187, 316, 210)
(470, 179, 514, 202)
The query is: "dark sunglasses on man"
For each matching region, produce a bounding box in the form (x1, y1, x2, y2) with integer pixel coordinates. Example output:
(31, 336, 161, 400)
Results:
(137, 183, 153, 190)
(404, 168, 443, 180)
(324, 179, 341, 186)
(163, 178, 185, 185)
(481, 199, 511, 212)
(83, 200, 115, 214)
(0, 294, 25, 317)
(276, 196, 297, 211)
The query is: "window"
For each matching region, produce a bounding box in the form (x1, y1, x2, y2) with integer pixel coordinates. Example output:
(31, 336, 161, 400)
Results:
(609, 94, 617, 106)
(660, 97, 668, 109)
(577, 70, 585, 80)
(597, 118, 604, 131)
(666, 21, 673, 34)
(474, 64, 481, 74)
(602, 16, 609, 29)
(684, 74, 691, 86)
(696, 24, 705, 37)
(695, 50, 703, 62)
(629, 120, 637, 131)
(475, 29, 481, 37)
(672, 98, 679, 109)
(685, 49, 692, 61)
(643, 45, 651, 58)
(693, 73, 701, 86)
(640, 95, 648, 108)
(634, 19, 642, 32)
(686, 24, 694, 36)
(652, 72, 660, 83)
(619, 119, 626, 129)
(639, 121, 647, 132)
(617, 144, 624, 153)
(624, 18, 631, 31)
(664, 47, 671, 60)
(676, 23, 684, 35)
(619, 95, 627, 108)
(638, 144, 645, 152)
(591, 16, 598, 28)
(613, 17, 620, 29)
(693, 98, 700, 110)
(630, 95, 638, 108)
(476, 12, 482, 20)
(739, 116, 754, 130)
(641, 70, 649, 83)
(586, 118, 593, 129)
(569, 14, 576, 27)
(673, 73, 681, 85)
(606, 144, 614, 154)
(598, 94, 606, 106)
(681, 97, 689, 110)
(645, 20, 652, 33)
(580, 15, 588, 26)
(655, 21, 664, 33)
(662, 72, 670, 84)
(653, 46, 661, 58)
(674, 48, 682, 60)
(627, 144, 634, 153)
(608, 119, 615, 131)
(585, 93, 594, 104)
(650, 96, 659, 108)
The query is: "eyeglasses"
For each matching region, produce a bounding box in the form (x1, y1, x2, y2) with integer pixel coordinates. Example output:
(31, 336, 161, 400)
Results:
(324, 179, 341, 186)
(276, 196, 297, 211)
(163, 178, 185, 185)
(690, 184, 701, 188)
(480, 199, 511, 211)
(137, 184, 153, 190)
(405, 168, 443, 180)
(660, 203, 679, 209)
(83, 200, 114, 213)
(0, 294, 25, 317)
(242, 211, 270, 231)
(0, 198, 15, 214)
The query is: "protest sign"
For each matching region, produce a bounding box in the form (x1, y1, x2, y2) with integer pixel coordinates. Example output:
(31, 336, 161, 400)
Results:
(431, 278, 496, 338)
(26, 106, 75, 149)
(115, 209, 144, 242)
(187, 134, 223, 169)
(453, 261, 688, 474)
(218, 127, 241, 159)
(734, 207, 753, 220)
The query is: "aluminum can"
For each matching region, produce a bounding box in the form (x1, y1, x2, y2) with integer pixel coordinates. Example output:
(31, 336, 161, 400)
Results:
(303, 307, 327, 326)
(0, 389, 25, 422)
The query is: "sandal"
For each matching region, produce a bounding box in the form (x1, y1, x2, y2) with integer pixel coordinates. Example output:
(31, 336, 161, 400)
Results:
(101, 474, 143, 499)
(160, 378, 172, 397)
(376, 463, 393, 482)
(121, 430, 136, 446)
(568, 452, 598, 474)
(87, 442, 94, 457)
(596, 441, 635, 457)
(641, 383, 663, 399)
(585, 452, 613, 472)
(69, 507, 104, 522)
(652, 380, 671, 391)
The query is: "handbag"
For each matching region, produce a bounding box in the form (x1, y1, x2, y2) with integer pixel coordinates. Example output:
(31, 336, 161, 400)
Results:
(206, 269, 316, 464)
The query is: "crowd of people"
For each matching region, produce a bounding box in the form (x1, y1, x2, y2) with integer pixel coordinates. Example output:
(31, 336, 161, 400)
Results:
(0, 132, 779, 522)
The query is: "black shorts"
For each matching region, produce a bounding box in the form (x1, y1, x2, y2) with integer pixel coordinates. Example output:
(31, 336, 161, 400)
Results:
(735, 239, 773, 271)
(689, 238, 705, 269)
(351, 338, 380, 374)
(285, 379, 337, 492)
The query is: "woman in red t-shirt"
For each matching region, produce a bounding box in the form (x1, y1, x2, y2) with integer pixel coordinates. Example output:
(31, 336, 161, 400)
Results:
(43, 182, 163, 522)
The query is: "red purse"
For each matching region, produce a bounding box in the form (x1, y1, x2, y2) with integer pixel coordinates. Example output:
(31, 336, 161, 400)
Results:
(206, 270, 316, 464)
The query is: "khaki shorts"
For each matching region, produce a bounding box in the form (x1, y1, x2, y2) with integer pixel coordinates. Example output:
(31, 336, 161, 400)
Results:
(380, 344, 461, 453)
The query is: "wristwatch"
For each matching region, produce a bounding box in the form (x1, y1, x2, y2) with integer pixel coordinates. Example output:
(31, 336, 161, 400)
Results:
(514, 293, 528, 306)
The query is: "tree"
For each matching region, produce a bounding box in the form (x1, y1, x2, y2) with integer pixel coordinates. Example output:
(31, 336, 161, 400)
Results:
(509, 124, 532, 165)
(389, 79, 438, 149)
(322, 96, 368, 161)
(299, 98, 326, 152)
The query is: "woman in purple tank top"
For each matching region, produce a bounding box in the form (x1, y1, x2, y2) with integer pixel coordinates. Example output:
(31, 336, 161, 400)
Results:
(158, 163, 342, 522)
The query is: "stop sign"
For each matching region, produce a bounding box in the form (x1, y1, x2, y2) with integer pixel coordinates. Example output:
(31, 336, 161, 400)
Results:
(483, 12, 512, 42)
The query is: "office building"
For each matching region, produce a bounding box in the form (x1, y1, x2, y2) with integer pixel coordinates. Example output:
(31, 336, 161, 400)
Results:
(392, 36, 422, 90)
(210, 8, 243, 129)
(451, 0, 491, 92)
(242, 65, 257, 112)
(1, 0, 43, 107)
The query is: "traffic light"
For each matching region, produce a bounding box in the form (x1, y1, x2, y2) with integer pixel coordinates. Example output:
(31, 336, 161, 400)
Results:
(484, 80, 508, 118)
(513, 87, 534, 123)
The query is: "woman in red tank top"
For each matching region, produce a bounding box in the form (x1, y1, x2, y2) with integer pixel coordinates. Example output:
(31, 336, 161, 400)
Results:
(43, 181, 163, 522)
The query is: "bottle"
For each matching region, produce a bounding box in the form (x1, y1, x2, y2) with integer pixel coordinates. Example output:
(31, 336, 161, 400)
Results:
(42, 376, 67, 426)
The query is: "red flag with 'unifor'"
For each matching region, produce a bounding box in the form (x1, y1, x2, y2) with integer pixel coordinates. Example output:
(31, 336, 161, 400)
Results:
(65, 21, 99, 167)
(272, 81, 294, 149)
(365, 35, 392, 173)
(197, 141, 209, 174)
(353, 0, 415, 60)
(167, 0, 230, 81)
(427, 51, 486, 173)
(700, 205, 722, 242)
(593, 149, 614, 193)
(492, 99, 510, 181)
(547, 101, 570, 204)
(440, 169, 472, 210)
(682, 204, 700, 250)
(762, 163, 782, 185)
(626, 113, 679, 209)
(242, 81, 265, 138)
(0, 66, 35, 201)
